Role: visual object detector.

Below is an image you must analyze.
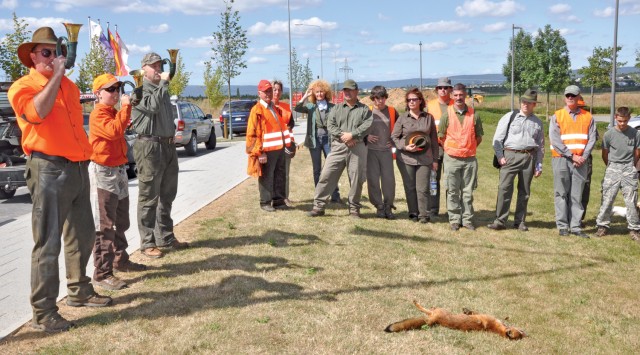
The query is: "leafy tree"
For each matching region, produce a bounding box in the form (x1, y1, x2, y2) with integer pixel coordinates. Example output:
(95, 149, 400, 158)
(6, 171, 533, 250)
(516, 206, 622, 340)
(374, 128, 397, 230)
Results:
(577, 46, 626, 109)
(287, 47, 313, 94)
(211, 0, 249, 139)
(302, 58, 313, 90)
(203, 61, 225, 110)
(0, 12, 31, 81)
(502, 29, 535, 96)
(527, 25, 572, 118)
(76, 37, 116, 93)
(168, 53, 191, 97)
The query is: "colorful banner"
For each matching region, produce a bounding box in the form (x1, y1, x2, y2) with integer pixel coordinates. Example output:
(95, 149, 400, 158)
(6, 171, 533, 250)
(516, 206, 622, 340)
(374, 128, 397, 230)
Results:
(108, 28, 126, 76)
(115, 31, 131, 75)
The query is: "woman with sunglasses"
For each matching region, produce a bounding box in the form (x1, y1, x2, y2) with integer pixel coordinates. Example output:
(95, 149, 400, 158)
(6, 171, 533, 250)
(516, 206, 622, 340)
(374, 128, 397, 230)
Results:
(391, 88, 439, 223)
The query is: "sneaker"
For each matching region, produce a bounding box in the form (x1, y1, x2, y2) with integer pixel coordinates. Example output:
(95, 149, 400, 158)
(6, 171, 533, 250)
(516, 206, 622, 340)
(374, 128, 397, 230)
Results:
(66, 293, 113, 307)
(31, 313, 76, 333)
(142, 247, 163, 258)
(94, 275, 127, 291)
(487, 223, 506, 231)
(595, 227, 608, 237)
(306, 208, 325, 217)
(450, 223, 460, 231)
(167, 239, 190, 250)
(261, 205, 276, 212)
(114, 261, 147, 272)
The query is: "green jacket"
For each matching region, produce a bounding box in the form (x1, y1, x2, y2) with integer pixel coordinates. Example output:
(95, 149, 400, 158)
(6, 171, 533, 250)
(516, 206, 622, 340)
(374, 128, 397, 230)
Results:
(295, 101, 335, 149)
(327, 101, 372, 143)
(131, 79, 175, 137)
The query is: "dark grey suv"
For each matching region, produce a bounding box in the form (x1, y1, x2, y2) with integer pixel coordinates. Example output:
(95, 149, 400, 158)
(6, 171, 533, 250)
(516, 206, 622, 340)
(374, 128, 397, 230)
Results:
(171, 96, 217, 155)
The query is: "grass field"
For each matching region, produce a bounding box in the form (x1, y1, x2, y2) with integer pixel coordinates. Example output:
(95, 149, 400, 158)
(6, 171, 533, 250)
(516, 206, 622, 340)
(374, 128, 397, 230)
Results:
(2, 110, 640, 354)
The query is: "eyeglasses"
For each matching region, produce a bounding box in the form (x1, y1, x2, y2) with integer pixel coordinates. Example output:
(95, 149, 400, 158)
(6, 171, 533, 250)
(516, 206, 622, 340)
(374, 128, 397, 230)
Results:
(436, 86, 449, 90)
(33, 48, 66, 58)
(565, 94, 577, 98)
(407, 98, 420, 102)
(103, 86, 121, 93)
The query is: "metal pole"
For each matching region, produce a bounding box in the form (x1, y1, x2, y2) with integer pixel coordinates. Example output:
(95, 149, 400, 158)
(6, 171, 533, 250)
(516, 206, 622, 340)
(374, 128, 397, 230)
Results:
(610, 0, 619, 127)
(511, 25, 515, 111)
(419, 41, 423, 92)
(287, 0, 294, 113)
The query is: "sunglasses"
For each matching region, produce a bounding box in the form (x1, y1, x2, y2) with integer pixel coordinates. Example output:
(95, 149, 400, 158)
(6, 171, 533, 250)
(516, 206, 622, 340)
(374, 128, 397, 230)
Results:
(407, 98, 420, 102)
(565, 94, 577, 98)
(103, 86, 121, 93)
(33, 48, 67, 58)
(436, 86, 450, 90)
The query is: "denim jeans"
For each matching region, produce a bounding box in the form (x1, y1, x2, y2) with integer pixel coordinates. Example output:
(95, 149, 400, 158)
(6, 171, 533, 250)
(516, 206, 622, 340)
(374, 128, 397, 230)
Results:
(309, 133, 339, 200)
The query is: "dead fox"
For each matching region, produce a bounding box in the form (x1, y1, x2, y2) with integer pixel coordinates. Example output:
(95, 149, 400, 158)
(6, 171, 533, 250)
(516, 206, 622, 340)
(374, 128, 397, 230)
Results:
(385, 300, 527, 340)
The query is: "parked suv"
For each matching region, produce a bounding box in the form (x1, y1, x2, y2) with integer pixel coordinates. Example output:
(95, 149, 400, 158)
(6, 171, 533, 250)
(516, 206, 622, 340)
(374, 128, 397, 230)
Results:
(171, 96, 217, 155)
(219, 99, 257, 135)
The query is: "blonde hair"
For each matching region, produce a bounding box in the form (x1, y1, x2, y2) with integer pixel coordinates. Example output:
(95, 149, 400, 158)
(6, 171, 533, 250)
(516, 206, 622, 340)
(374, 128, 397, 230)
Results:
(308, 79, 332, 104)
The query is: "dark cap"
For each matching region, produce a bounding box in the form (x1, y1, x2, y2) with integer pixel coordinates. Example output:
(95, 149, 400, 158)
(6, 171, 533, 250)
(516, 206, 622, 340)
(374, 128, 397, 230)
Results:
(141, 52, 162, 66)
(342, 79, 358, 90)
(520, 89, 540, 103)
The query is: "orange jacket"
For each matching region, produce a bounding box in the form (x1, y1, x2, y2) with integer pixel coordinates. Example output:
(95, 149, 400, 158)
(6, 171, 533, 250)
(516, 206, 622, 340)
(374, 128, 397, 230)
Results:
(8, 68, 92, 161)
(550, 108, 591, 157)
(246, 101, 291, 177)
(89, 103, 131, 166)
(443, 105, 478, 158)
(427, 98, 454, 129)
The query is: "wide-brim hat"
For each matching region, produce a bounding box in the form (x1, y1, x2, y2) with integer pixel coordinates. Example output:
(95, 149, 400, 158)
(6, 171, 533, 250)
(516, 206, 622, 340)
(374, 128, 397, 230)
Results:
(17, 27, 62, 68)
(405, 131, 429, 150)
(520, 89, 541, 103)
(436, 77, 452, 88)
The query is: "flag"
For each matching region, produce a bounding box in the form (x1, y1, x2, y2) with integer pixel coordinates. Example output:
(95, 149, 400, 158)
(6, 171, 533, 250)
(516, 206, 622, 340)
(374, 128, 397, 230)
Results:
(99, 31, 113, 58)
(108, 28, 126, 76)
(89, 20, 102, 44)
(115, 31, 131, 75)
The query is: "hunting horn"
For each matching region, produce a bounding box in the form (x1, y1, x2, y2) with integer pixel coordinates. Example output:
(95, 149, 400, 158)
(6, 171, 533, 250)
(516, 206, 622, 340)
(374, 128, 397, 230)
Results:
(57, 23, 82, 69)
(123, 69, 144, 93)
(163, 49, 179, 79)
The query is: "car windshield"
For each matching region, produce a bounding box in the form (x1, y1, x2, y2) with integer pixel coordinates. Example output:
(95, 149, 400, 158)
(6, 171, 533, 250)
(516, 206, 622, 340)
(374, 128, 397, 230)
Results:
(227, 101, 255, 111)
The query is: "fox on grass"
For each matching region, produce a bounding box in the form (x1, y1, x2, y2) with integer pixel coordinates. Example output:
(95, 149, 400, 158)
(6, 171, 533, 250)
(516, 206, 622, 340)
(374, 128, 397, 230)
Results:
(385, 300, 527, 340)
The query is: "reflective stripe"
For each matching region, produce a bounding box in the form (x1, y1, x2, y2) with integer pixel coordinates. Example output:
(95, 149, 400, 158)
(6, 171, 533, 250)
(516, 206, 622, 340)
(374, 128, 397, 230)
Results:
(560, 133, 588, 140)
(263, 132, 282, 139)
(263, 140, 283, 148)
(550, 144, 586, 151)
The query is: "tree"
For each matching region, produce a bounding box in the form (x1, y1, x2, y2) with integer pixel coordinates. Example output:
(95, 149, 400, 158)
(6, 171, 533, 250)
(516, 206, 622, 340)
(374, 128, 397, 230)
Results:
(287, 47, 313, 94)
(502, 30, 535, 96)
(203, 61, 225, 110)
(211, 0, 249, 139)
(168, 53, 191, 97)
(302, 58, 313, 90)
(526, 25, 572, 118)
(0, 12, 31, 81)
(76, 37, 116, 93)
(577, 46, 626, 110)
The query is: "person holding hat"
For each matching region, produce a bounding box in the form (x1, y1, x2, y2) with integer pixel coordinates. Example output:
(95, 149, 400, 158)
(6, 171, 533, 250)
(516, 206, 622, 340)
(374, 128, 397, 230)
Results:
(88, 73, 147, 292)
(246, 79, 293, 211)
(391, 88, 439, 223)
(307, 79, 372, 218)
(8, 27, 112, 333)
(549, 85, 597, 238)
(426, 77, 454, 216)
(131, 52, 189, 258)
(487, 89, 545, 232)
(438, 83, 484, 231)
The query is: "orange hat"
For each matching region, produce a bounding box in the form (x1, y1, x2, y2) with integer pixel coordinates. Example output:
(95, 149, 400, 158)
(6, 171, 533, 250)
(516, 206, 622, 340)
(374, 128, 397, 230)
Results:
(92, 73, 121, 93)
(258, 79, 272, 91)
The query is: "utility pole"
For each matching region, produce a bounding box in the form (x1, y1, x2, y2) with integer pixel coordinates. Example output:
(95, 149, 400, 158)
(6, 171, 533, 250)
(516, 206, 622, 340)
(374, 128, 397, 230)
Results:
(339, 58, 353, 81)
(511, 24, 522, 111)
(610, 0, 619, 127)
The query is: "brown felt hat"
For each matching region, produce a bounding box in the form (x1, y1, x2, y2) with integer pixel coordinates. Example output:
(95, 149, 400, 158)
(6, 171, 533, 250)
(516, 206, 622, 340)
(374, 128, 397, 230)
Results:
(17, 27, 62, 68)
(405, 131, 429, 150)
(520, 89, 541, 103)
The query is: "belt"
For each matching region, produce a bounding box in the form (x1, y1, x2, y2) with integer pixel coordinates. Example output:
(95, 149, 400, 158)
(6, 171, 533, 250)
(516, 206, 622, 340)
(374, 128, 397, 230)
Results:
(31, 151, 88, 164)
(504, 148, 534, 154)
(137, 134, 175, 144)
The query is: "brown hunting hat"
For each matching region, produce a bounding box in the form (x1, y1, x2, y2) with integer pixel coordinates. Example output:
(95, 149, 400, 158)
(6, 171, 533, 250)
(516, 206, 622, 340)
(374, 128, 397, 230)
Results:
(17, 27, 62, 68)
(520, 89, 541, 103)
(405, 131, 429, 150)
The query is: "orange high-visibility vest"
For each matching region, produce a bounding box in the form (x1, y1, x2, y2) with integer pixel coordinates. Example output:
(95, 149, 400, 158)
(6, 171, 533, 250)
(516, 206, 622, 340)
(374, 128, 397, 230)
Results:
(443, 105, 477, 158)
(427, 98, 454, 129)
(550, 108, 592, 157)
(248, 103, 291, 153)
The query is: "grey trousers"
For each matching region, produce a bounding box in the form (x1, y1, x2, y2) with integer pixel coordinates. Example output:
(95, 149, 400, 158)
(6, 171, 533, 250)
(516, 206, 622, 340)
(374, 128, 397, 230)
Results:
(552, 157, 588, 232)
(493, 150, 534, 226)
(366, 149, 395, 210)
(444, 154, 478, 225)
(313, 141, 368, 213)
(26, 155, 96, 323)
(133, 139, 179, 249)
(396, 159, 431, 218)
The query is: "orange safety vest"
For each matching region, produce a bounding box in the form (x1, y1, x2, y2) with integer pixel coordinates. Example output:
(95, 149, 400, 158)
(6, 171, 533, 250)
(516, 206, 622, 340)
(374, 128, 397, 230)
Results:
(427, 98, 454, 128)
(443, 105, 477, 158)
(550, 108, 592, 157)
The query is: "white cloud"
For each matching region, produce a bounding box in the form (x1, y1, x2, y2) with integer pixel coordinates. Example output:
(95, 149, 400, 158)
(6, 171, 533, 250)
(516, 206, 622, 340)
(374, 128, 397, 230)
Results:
(390, 42, 447, 53)
(403, 21, 471, 33)
(558, 28, 576, 36)
(1, 0, 17, 9)
(0, 17, 72, 32)
(453, 38, 465, 45)
(261, 44, 284, 54)
(30, 1, 46, 9)
(455, 0, 523, 17)
(549, 4, 571, 14)
(179, 36, 214, 48)
(483, 22, 507, 33)
(360, 30, 370, 36)
(145, 23, 170, 34)
(248, 56, 267, 64)
(127, 44, 152, 54)
(249, 17, 338, 36)
(378, 13, 390, 21)
(594, 7, 615, 17)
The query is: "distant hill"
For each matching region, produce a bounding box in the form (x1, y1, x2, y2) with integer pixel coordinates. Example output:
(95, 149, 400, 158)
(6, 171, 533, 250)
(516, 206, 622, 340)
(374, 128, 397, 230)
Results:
(181, 67, 639, 97)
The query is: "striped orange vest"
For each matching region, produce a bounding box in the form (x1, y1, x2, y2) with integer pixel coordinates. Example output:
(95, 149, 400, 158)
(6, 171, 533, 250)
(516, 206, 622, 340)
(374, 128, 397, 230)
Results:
(550, 108, 592, 157)
(259, 104, 292, 152)
(427, 98, 454, 129)
(443, 105, 477, 158)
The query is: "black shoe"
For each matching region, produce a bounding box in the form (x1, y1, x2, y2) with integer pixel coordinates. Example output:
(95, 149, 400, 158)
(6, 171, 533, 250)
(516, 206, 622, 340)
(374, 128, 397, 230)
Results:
(409, 214, 419, 222)
(261, 205, 276, 212)
(559, 229, 569, 236)
(330, 197, 343, 204)
(450, 223, 460, 231)
(514, 222, 529, 232)
(273, 204, 290, 210)
(572, 231, 590, 239)
(487, 223, 506, 231)
(462, 224, 476, 231)
(306, 208, 325, 217)
(32, 313, 76, 333)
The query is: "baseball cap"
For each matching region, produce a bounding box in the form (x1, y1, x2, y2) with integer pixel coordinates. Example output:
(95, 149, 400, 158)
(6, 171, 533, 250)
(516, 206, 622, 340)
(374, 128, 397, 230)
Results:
(342, 79, 358, 90)
(564, 85, 581, 96)
(141, 52, 162, 66)
(520, 89, 540, 103)
(92, 73, 121, 93)
(258, 79, 272, 91)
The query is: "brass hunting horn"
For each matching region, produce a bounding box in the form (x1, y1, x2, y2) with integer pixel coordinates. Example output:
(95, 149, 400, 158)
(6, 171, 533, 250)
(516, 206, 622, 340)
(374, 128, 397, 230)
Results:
(163, 49, 179, 79)
(57, 22, 82, 69)
(123, 69, 144, 93)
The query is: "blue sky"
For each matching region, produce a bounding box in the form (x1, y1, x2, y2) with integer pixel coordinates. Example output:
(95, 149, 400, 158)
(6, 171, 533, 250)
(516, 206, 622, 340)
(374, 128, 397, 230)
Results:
(1, 0, 639, 87)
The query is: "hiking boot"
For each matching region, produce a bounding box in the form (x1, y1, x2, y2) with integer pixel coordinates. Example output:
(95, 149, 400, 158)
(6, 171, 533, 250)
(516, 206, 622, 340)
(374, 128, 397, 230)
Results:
(409, 214, 419, 222)
(142, 247, 163, 258)
(450, 223, 460, 231)
(384, 205, 397, 220)
(260, 204, 276, 212)
(487, 223, 506, 231)
(31, 313, 76, 333)
(167, 239, 190, 250)
(559, 229, 569, 236)
(376, 208, 386, 219)
(306, 208, 325, 217)
(94, 275, 128, 291)
(114, 261, 147, 272)
(595, 227, 608, 237)
(66, 293, 113, 307)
